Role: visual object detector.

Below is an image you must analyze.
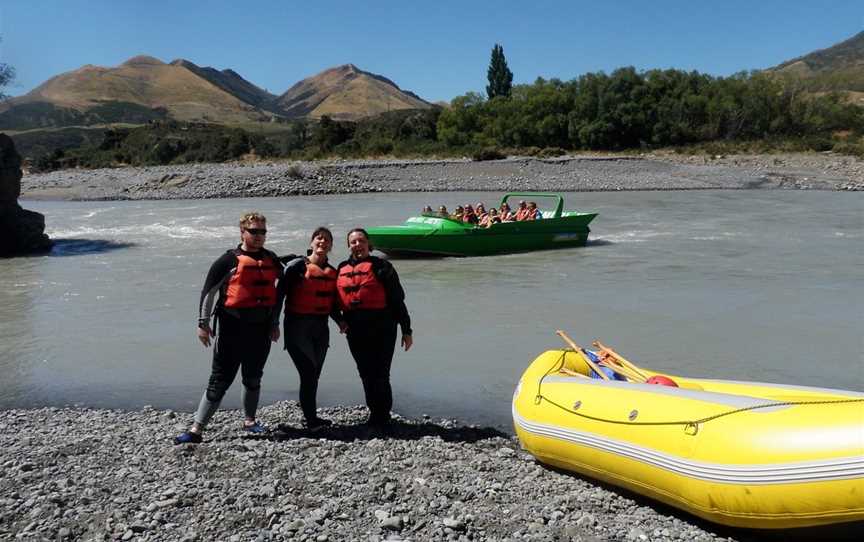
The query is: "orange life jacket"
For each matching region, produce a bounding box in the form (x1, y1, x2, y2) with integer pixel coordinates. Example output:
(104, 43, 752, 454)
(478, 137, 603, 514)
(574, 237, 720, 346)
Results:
(285, 262, 337, 315)
(515, 208, 530, 221)
(337, 260, 387, 310)
(223, 252, 279, 308)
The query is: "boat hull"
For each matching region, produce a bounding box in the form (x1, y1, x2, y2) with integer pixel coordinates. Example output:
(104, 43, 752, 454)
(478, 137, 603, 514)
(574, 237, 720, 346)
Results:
(512, 350, 864, 529)
(367, 214, 596, 257)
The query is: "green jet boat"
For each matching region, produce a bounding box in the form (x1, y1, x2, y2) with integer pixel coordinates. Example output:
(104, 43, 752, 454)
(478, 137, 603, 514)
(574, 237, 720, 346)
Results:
(366, 193, 597, 257)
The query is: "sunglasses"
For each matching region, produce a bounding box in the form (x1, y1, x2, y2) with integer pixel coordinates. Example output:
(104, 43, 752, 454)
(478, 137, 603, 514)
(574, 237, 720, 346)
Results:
(245, 228, 267, 235)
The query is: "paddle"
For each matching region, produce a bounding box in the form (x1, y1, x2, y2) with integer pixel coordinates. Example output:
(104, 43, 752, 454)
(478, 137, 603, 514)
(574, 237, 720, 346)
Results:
(556, 330, 612, 381)
(596, 353, 646, 383)
(592, 340, 649, 382)
(559, 366, 589, 378)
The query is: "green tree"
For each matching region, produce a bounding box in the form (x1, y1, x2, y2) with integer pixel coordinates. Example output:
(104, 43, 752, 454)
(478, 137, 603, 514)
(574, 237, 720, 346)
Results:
(486, 43, 513, 99)
(0, 39, 13, 100)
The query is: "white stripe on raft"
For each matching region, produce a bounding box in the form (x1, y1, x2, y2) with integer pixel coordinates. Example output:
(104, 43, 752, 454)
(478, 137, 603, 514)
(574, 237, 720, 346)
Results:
(512, 405, 864, 485)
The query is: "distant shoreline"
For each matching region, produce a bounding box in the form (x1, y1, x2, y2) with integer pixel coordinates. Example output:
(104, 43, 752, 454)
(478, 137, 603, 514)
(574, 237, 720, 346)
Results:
(20, 151, 863, 201)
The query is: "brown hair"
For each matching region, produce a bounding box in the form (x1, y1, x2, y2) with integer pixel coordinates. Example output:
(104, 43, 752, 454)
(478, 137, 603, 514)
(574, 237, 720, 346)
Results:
(239, 212, 266, 228)
(346, 228, 372, 250)
(310, 226, 333, 243)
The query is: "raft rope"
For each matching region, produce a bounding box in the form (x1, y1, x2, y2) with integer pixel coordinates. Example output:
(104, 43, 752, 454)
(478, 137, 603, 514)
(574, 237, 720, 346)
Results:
(534, 351, 864, 431)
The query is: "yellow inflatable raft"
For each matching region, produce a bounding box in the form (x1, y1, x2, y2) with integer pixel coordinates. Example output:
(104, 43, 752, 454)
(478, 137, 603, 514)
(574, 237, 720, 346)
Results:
(512, 348, 864, 529)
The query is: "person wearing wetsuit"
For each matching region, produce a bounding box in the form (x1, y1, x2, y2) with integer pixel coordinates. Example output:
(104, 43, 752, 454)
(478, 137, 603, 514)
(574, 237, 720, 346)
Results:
(337, 228, 412, 431)
(273, 227, 346, 429)
(174, 212, 281, 444)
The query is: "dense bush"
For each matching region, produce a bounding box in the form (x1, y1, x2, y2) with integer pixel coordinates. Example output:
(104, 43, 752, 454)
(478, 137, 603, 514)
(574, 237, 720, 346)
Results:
(437, 68, 864, 152)
(0, 101, 167, 130)
(472, 147, 506, 161)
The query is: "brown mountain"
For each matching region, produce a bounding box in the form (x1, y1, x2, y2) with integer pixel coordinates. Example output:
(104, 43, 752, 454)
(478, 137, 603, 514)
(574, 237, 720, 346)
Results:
(768, 31, 864, 103)
(275, 64, 431, 120)
(169, 59, 277, 110)
(772, 31, 864, 76)
(0, 55, 276, 130)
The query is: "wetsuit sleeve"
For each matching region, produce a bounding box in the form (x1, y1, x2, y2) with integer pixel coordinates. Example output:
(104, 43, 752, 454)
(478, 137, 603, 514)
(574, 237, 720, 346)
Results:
(271, 255, 303, 327)
(373, 258, 412, 336)
(198, 252, 237, 327)
(327, 263, 345, 326)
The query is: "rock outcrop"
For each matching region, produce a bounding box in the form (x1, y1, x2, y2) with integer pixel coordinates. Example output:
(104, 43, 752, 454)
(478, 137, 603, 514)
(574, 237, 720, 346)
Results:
(0, 133, 52, 256)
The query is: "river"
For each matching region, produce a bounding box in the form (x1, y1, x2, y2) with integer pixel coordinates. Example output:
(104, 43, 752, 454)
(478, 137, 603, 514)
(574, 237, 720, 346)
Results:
(1, 190, 861, 430)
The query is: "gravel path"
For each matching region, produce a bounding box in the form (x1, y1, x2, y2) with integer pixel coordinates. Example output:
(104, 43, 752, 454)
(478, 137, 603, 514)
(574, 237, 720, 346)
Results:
(20, 152, 863, 201)
(1, 402, 857, 541)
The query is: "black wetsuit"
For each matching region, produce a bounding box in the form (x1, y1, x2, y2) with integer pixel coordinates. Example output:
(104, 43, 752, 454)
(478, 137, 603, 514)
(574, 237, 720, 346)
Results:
(273, 257, 344, 422)
(337, 255, 411, 425)
(194, 246, 279, 426)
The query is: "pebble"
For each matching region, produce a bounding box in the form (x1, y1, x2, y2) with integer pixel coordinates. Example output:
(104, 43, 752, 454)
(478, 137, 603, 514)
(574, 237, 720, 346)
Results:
(20, 153, 863, 201)
(0, 401, 840, 541)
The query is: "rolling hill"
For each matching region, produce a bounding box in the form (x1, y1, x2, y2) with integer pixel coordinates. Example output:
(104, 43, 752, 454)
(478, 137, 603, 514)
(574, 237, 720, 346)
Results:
(0, 57, 431, 130)
(275, 64, 431, 120)
(0, 56, 276, 130)
(768, 31, 864, 103)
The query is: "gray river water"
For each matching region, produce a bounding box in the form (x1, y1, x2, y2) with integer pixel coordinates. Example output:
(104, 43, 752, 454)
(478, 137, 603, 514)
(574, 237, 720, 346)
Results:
(1, 191, 862, 430)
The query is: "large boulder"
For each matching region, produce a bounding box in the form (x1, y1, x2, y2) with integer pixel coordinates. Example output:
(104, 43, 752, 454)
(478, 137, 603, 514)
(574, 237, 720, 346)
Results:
(0, 133, 52, 256)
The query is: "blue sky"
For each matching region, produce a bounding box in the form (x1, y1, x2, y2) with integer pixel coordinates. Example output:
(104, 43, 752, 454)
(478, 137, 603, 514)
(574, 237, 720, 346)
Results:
(1, 1, 861, 103)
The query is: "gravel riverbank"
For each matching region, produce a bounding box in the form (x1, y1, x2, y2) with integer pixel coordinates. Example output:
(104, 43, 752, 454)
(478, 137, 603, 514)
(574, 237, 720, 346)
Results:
(1, 402, 857, 541)
(20, 152, 863, 201)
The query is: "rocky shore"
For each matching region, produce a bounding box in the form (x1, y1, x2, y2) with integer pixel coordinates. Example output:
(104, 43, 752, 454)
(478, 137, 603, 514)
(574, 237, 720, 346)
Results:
(20, 152, 863, 201)
(1, 402, 857, 542)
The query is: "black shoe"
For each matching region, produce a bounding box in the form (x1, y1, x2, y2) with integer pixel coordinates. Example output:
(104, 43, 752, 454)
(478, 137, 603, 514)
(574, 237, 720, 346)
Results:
(304, 417, 333, 431)
(173, 431, 202, 445)
(361, 420, 391, 439)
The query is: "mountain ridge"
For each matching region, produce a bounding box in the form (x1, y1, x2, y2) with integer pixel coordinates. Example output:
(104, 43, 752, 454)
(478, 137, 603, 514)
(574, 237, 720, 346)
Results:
(0, 56, 432, 130)
(767, 31, 864, 102)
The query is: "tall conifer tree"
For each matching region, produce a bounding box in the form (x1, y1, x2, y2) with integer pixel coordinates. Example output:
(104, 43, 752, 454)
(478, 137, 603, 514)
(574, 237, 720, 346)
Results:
(486, 43, 513, 99)
(0, 37, 14, 100)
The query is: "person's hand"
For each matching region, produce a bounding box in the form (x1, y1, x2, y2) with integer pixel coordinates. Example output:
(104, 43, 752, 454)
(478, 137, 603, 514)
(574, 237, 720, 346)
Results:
(401, 334, 413, 351)
(338, 321, 349, 334)
(197, 325, 213, 347)
(271, 327, 280, 342)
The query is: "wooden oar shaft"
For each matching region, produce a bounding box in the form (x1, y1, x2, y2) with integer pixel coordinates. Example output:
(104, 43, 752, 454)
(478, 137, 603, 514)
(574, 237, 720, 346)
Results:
(559, 367, 589, 378)
(599, 359, 643, 382)
(593, 340, 649, 381)
(594, 352, 645, 382)
(556, 330, 611, 381)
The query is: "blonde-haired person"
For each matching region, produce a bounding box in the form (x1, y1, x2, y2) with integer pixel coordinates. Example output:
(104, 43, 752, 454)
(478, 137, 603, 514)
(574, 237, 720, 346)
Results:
(174, 212, 281, 444)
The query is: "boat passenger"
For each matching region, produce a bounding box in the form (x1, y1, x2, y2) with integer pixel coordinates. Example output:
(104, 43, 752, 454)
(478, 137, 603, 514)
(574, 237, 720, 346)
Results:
(480, 207, 502, 228)
(475, 202, 487, 216)
(515, 200, 531, 221)
(527, 201, 542, 220)
(421, 205, 434, 216)
(337, 228, 413, 434)
(274, 227, 347, 430)
(462, 204, 479, 225)
(437, 205, 449, 218)
(499, 202, 514, 222)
